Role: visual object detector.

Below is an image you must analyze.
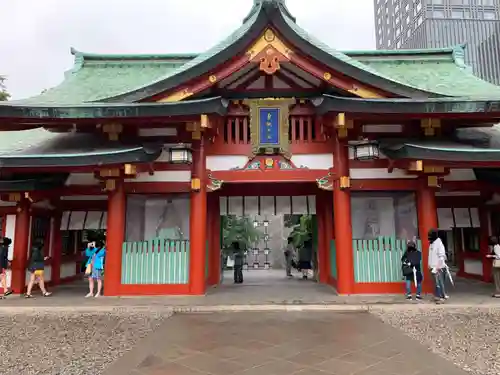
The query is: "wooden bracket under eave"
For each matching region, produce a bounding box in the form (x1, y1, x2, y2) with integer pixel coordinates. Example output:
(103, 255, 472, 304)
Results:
(102, 123, 123, 141)
(427, 175, 441, 189)
(333, 113, 353, 139)
(339, 176, 350, 190)
(420, 118, 441, 136)
(123, 164, 137, 177)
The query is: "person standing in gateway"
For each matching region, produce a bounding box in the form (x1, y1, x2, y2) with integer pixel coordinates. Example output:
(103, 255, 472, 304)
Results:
(232, 242, 244, 284)
(284, 237, 296, 277)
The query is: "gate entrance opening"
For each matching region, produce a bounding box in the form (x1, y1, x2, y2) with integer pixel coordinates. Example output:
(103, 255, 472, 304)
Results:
(206, 182, 337, 294)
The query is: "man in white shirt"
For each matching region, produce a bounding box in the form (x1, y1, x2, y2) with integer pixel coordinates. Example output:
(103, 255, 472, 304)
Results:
(487, 236, 500, 298)
(428, 229, 447, 303)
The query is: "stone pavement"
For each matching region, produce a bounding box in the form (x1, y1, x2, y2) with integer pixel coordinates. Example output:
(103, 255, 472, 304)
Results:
(0, 269, 498, 311)
(103, 311, 468, 375)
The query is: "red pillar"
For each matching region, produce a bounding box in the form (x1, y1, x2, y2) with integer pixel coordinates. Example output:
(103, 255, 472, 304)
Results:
(104, 181, 126, 296)
(189, 137, 207, 295)
(316, 193, 327, 284)
(324, 192, 333, 284)
(333, 136, 355, 294)
(416, 177, 438, 293)
(207, 194, 221, 286)
(479, 206, 492, 283)
(50, 211, 63, 286)
(11, 199, 30, 294)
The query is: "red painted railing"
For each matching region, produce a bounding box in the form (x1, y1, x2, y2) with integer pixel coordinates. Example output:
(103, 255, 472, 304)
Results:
(222, 115, 324, 145)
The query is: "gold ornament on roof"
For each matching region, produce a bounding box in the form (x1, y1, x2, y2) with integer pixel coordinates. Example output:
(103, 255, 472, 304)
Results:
(264, 29, 275, 42)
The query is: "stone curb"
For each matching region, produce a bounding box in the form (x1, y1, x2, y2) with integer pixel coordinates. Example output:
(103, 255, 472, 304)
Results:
(0, 303, 498, 314)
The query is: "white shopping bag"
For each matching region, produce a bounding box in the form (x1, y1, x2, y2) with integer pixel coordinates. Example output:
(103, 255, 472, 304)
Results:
(226, 256, 235, 267)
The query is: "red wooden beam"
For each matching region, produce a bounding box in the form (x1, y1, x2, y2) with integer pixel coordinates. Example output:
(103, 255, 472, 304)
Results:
(289, 52, 389, 97)
(210, 169, 330, 183)
(223, 68, 255, 88)
(217, 182, 319, 196)
(280, 66, 318, 87)
(265, 74, 273, 90)
(274, 70, 306, 89)
(125, 182, 190, 194)
(234, 70, 262, 90)
(351, 179, 418, 190)
(150, 54, 252, 102)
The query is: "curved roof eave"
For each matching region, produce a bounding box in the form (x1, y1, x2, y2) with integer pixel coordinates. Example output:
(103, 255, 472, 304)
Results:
(101, 3, 269, 103)
(100, 1, 439, 103)
(313, 94, 500, 115)
(0, 96, 228, 120)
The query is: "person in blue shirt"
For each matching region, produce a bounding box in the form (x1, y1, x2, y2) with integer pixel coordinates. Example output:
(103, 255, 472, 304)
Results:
(84, 240, 106, 298)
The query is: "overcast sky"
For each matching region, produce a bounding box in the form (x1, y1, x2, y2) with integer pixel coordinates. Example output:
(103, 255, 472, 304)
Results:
(0, 0, 375, 100)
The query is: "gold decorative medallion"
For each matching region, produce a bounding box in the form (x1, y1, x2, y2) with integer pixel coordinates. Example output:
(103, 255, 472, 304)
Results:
(264, 29, 275, 42)
(208, 75, 217, 83)
(323, 72, 332, 81)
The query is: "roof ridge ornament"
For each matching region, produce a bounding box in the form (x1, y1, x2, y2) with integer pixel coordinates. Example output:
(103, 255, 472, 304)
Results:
(243, 0, 296, 24)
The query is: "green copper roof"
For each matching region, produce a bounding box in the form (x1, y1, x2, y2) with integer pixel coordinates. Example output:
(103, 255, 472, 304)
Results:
(15, 49, 195, 105)
(10, 0, 500, 104)
(354, 46, 500, 98)
(0, 128, 162, 167)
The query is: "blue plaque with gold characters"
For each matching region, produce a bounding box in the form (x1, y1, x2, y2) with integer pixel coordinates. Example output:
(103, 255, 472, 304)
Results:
(259, 108, 280, 145)
(244, 98, 295, 157)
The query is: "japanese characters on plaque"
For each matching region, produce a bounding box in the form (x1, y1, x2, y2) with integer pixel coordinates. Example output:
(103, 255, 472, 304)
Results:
(259, 108, 280, 145)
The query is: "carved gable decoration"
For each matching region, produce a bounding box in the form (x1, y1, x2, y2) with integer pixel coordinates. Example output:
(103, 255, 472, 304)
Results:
(243, 98, 294, 158)
(238, 155, 306, 171)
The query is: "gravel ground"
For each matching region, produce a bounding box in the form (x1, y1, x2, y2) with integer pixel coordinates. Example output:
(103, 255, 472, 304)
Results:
(373, 307, 500, 375)
(0, 309, 170, 375)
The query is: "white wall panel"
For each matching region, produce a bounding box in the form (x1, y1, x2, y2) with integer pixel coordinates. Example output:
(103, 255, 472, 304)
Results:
(290, 154, 333, 169)
(464, 259, 483, 275)
(444, 169, 476, 181)
(206, 156, 248, 171)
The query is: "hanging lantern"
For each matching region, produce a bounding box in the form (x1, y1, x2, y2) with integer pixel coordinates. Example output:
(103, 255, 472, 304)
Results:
(263, 219, 269, 227)
(350, 139, 380, 161)
(168, 144, 192, 164)
(253, 220, 259, 228)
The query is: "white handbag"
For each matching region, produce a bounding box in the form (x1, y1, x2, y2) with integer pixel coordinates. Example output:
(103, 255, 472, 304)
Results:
(226, 256, 235, 267)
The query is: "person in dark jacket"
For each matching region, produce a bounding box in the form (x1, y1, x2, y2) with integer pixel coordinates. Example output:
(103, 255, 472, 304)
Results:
(401, 240, 423, 300)
(25, 238, 51, 298)
(298, 239, 313, 280)
(232, 242, 244, 284)
(0, 237, 12, 298)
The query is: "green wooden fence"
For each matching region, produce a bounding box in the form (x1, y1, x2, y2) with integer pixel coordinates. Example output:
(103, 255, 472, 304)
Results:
(330, 240, 337, 279)
(352, 237, 421, 283)
(121, 239, 189, 284)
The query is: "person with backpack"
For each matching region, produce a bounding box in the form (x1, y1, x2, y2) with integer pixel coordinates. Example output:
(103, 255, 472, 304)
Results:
(0, 237, 12, 298)
(85, 240, 106, 297)
(25, 238, 51, 298)
(401, 240, 423, 300)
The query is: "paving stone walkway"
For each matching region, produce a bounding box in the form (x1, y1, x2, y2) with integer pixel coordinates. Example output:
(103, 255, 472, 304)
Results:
(103, 311, 468, 375)
(1, 270, 499, 310)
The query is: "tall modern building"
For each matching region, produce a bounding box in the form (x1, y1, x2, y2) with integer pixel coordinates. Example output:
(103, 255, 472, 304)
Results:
(374, 0, 500, 84)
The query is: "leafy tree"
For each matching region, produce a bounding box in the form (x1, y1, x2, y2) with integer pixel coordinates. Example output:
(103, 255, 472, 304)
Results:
(221, 215, 262, 254)
(0, 76, 10, 101)
(287, 214, 312, 249)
